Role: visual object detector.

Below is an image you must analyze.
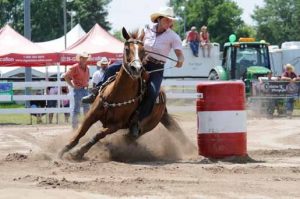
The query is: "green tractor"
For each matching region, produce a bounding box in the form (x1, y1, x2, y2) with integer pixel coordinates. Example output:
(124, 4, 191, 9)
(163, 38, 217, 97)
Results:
(208, 37, 271, 94)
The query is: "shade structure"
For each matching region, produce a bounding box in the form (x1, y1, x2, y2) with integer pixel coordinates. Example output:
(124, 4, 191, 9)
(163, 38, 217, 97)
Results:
(36, 24, 86, 53)
(0, 25, 58, 66)
(60, 24, 123, 65)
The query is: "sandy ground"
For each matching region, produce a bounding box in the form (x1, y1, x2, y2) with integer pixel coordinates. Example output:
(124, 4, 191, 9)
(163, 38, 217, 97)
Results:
(0, 116, 299, 199)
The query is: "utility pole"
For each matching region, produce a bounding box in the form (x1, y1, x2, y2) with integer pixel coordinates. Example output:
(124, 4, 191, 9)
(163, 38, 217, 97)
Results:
(63, 0, 67, 49)
(24, 0, 31, 108)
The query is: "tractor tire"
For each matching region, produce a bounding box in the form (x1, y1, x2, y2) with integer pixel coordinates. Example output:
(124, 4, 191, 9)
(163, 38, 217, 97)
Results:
(208, 71, 219, 80)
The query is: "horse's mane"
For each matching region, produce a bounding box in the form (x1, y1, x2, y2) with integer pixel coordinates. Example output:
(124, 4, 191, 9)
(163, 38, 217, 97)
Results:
(129, 29, 140, 39)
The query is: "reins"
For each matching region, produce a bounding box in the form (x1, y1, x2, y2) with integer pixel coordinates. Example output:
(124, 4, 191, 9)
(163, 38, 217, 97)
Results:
(144, 50, 178, 63)
(143, 50, 178, 73)
(148, 66, 175, 74)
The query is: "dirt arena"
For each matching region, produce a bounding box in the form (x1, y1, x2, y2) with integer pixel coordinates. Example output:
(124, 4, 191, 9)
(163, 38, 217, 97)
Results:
(0, 115, 299, 199)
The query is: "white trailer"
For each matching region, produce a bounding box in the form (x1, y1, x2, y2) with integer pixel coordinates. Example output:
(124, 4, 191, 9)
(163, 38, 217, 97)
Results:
(163, 43, 221, 78)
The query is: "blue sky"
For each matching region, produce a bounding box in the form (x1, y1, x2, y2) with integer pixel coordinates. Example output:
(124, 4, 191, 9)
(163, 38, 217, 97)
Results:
(107, 0, 264, 31)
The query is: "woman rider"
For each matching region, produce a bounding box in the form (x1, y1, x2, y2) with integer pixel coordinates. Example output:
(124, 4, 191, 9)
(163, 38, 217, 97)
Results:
(82, 7, 184, 136)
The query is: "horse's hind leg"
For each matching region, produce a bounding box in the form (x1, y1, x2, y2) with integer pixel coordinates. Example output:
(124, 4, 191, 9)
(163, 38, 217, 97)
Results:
(69, 127, 119, 160)
(58, 113, 98, 158)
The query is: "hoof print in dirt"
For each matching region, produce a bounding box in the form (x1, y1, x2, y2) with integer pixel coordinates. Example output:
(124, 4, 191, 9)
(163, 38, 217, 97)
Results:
(4, 153, 28, 161)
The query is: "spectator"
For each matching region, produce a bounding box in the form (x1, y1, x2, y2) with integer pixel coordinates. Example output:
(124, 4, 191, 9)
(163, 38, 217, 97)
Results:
(281, 64, 298, 118)
(185, 26, 199, 57)
(30, 90, 46, 124)
(64, 52, 90, 129)
(61, 86, 70, 123)
(259, 71, 280, 118)
(199, 25, 211, 58)
(92, 57, 109, 87)
(46, 84, 58, 124)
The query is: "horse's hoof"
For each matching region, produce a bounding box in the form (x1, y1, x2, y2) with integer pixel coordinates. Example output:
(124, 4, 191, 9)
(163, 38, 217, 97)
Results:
(58, 147, 68, 159)
(66, 150, 84, 161)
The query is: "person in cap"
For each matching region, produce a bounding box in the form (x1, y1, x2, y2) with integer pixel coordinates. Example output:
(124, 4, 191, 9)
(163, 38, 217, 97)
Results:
(92, 57, 109, 88)
(281, 63, 298, 118)
(82, 7, 184, 137)
(199, 25, 211, 57)
(185, 26, 200, 57)
(64, 52, 90, 129)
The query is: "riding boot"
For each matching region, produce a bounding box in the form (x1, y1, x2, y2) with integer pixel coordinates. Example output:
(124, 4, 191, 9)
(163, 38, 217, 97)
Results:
(129, 111, 141, 137)
(81, 87, 99, 104)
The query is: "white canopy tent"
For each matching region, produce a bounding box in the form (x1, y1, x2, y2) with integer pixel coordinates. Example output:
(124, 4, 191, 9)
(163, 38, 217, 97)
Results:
(0, 24, 87, 77)
(36, 24, 86, 52)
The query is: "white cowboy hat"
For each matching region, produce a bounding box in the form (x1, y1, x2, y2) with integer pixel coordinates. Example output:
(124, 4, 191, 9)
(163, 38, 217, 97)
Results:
(150, 7, 177, 23)
(75, 52, 91, 61)
(96, 57, 109, 66)
(191, 26, 197, 30)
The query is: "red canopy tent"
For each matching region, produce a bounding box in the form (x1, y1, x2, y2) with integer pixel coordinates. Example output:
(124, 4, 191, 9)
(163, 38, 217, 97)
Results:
(0, 25, 58, 66)
(60, 24, 123, 65)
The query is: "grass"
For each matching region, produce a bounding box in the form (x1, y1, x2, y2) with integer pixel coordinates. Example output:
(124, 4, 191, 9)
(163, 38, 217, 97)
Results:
(0, 103, 24, 108)
(0, 113, 71, 125)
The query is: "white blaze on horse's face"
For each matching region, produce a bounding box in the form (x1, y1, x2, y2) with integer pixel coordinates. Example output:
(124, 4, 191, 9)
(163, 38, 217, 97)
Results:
(126, 40, 144, 79)
(133, 43, 142, 68)
(122, 27, 145, 79)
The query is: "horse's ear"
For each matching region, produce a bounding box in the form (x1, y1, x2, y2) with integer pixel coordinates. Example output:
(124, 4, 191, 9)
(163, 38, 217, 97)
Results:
(122, 27, 130, 40)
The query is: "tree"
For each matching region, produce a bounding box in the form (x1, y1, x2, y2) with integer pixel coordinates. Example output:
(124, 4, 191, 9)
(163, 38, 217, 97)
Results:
(70, 0, 111, 32)
(252, 0, 300, 45)
(171, 0, 244, 45)
(112, 30, 125, 42)
(0, 0, 112, 42)
(208, 1, 243, 43)
(0, 0, 23, 33)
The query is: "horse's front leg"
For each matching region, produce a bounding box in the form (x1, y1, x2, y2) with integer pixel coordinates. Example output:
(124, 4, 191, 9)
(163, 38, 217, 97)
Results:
(68, 126, 119, 160)
(58, 112, 98, 158)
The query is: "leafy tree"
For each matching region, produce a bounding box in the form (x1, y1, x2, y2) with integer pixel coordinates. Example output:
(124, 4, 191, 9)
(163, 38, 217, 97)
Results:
(236, 24, 256, 39)
(0, 0, 112, 42)
(70, 0, 111, 32)
(252, 0, 300, 45)
(0, 0, 23, 33)
(171, 0, 244, 45)
(112, 30, 125, 42)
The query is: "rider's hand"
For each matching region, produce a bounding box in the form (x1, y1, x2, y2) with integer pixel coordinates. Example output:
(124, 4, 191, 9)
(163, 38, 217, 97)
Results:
(175, 60, 183, 68)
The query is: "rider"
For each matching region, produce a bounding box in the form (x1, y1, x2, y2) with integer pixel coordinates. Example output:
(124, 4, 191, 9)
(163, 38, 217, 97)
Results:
(82, 7, 184, 136)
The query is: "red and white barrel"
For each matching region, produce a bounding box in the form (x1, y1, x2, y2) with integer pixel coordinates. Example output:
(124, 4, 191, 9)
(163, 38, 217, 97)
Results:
(196, 81, 247, 158)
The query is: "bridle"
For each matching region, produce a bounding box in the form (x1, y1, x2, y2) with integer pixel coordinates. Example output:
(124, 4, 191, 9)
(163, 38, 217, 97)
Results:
(122, 39, 144, 77)
(99, 38, 146, 109)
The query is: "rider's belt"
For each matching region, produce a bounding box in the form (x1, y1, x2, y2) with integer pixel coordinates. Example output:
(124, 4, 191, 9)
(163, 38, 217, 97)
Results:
(77, 86, 88, 90)
(147, 56, 165, 65)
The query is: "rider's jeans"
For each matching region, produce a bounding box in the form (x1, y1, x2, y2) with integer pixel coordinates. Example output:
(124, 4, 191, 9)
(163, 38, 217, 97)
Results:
(72, 88, 89, 129)
(138, 62, 164, 121)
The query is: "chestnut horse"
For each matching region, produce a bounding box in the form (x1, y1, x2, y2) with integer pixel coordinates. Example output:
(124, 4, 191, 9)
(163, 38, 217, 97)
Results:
(58, 27, 182, 159)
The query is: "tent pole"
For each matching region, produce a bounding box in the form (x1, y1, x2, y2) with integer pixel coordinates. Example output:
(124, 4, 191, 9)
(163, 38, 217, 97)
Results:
(57, 64, 61, 124)
(24, 0, 32, 109)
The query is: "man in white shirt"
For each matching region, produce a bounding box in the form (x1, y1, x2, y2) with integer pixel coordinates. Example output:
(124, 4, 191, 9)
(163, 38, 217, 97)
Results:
(91, 57, 109, 87)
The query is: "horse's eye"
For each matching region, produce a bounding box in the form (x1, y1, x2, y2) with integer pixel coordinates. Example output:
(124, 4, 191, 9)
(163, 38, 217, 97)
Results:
(125, 46, 129, 52)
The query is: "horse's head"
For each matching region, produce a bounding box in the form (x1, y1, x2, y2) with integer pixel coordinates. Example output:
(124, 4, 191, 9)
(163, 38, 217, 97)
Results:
(122, 27, 145, 79)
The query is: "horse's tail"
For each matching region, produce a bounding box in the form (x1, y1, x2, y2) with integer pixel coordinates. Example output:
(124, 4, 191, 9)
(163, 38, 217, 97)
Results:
(160, 108, 197, 152)
(160, 108, 184, 133)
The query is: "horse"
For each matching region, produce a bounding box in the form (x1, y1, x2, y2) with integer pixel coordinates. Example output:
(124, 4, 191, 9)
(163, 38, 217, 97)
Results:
(58, 27, 184, 160)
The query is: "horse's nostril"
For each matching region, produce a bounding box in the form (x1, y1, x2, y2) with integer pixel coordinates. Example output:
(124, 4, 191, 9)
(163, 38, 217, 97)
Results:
(130, 66, 136, 72)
